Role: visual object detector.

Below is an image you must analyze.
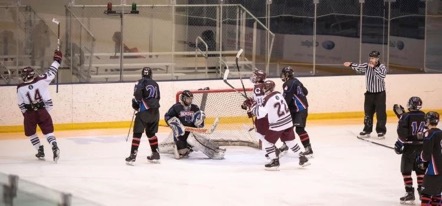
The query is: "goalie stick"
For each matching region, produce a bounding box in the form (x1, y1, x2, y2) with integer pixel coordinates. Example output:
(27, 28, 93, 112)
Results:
(184, 117, 219, 134)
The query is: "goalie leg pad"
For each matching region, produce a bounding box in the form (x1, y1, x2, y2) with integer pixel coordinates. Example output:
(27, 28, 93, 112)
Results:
(190, 133, 225, 159)
(167, 117, 185, 137)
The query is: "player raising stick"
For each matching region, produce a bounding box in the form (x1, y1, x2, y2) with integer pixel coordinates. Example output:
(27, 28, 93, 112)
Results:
(241, 69, 271, 156)
(246, 80, 310, 170)
(16, 50, 62, 163)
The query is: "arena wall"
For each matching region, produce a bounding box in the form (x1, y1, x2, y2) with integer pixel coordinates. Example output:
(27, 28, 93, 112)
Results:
(1, 73, 441, 132)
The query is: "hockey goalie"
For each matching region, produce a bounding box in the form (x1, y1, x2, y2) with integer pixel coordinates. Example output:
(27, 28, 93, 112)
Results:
(162, 90, 225, 159)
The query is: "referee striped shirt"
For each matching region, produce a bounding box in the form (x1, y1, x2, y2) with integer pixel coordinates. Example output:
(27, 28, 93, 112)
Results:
(350, 62, 387, 93)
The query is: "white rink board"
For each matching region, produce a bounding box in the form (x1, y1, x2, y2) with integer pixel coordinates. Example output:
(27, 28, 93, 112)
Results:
(1, 74, 442, 126)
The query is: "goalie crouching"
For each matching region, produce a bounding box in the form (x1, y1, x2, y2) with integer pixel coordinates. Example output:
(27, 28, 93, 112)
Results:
(164, 90, 225, 159)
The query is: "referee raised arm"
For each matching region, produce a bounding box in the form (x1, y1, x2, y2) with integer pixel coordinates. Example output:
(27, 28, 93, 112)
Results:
(343, 50, 387, 139)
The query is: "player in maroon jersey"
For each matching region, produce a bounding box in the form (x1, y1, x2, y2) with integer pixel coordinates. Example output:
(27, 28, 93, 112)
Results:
(16, 50, 62, 163)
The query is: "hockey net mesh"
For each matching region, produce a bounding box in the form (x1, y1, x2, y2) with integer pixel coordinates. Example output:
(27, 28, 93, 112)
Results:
(159, 88, 259, 154)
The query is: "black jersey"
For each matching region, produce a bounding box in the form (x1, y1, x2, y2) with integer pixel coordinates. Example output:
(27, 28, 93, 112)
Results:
(421, 128, 442, 176)
(134, 77, 160, 112)
(165, 103, 201, 127)
(397, 111, 426, 142)
(282, 77, 308, 113)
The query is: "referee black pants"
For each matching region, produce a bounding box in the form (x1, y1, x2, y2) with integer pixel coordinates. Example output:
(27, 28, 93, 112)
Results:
(363, 91, 387, 134)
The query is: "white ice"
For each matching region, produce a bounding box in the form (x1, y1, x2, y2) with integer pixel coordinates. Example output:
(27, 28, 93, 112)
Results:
(0, 122, 421, 206)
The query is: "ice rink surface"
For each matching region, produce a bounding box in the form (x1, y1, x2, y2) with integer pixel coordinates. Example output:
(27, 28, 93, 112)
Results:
(0, 121, 425, 206)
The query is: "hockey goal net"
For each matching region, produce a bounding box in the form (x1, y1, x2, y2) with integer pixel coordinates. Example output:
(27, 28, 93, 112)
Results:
(159, 88, 259, 153)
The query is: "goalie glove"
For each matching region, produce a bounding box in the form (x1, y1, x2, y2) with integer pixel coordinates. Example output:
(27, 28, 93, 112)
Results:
(393, 104, 405, 119)
(193, 110, 206, 128)
(167, 117, 185, 137)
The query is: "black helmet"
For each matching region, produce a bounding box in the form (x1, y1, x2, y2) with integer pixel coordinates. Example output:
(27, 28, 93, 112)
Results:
(141, 67, 152, 78)
(407, 96, 422, 111)
(180, 90, 193, 106)
(369, 51, 380, 58)
(21, 67, 35, 82)
(425, 111, 439, 126)
(281, 66, 294, 82)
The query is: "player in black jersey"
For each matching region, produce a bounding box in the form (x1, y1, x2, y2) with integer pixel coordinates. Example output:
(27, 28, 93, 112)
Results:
(417, 111, 442, 205)
(164, 90, 205, 159)
(278, 66, 313, 157)
(393, 96, 426, 204)
(125, 67, 161, 165)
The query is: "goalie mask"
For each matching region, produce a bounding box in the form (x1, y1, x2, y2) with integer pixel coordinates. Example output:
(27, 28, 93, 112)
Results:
(407, 96, 422, 111)
(425, 111, 439, 126)
(180, 90, 193, 106)
(263, 80, 275, 95)
(21, 67, 35, 82)
(281, 66, 294, 82)
(250, 69, 266, 84)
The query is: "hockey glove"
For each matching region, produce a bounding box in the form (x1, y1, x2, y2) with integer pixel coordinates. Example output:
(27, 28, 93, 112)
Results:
(193, 110, 206, 128)
(132, 98, 139, 111)
(242, 98, 255, 110)
(393, 104, 405, 119)
(416, 156, 428, 172)
(394, 140, 404, 155)
(54, 50, 62, 64)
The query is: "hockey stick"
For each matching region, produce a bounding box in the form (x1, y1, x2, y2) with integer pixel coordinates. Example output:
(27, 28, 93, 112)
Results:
(52, 18, 60, 93)
(223, 69, 248, 99)
(356, 136, 394, 150)
(235, 49, 248, 98)
(184, 117, 219, 134)
(126, 111, 136, 142)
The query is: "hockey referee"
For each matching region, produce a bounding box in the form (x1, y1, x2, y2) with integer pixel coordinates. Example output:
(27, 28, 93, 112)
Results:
(344, 50, 387, 139)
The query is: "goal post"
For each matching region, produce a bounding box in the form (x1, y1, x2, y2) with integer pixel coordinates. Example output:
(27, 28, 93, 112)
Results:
(159, 88, 260, 153)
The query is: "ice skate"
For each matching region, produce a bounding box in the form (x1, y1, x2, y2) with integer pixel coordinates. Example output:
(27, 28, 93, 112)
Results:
(125, 151, 137, 166)
(299, 153, 310, 167)
(52, 143, 60, 163)
(147, 152, 160, 164)
(399, 188, 415, 204)
(357, 131, 370, 138)
(417, 186, 422, 201)
(301, 144, 314, 158)
(265, 158, 280, 171)
(377, 133, 385, 140)
(35, 145, 45, 160)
